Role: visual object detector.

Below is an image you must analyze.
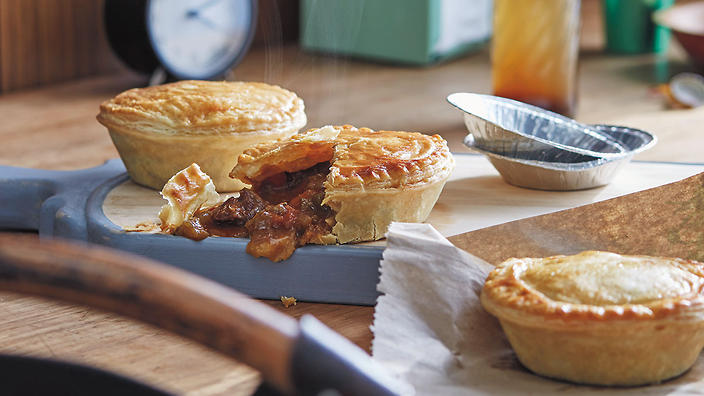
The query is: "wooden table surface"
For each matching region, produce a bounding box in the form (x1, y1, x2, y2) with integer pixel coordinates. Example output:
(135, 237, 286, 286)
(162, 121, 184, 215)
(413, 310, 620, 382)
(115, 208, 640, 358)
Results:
(0, 44, 702, 395)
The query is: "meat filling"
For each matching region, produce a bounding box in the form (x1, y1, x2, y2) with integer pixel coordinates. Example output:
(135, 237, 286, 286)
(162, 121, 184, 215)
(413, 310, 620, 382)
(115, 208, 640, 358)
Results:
(175, 162, 335, 262)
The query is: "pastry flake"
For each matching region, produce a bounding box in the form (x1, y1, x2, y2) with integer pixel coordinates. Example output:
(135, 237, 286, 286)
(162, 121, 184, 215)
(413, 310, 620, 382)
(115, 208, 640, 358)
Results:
(481, 250, 704, 386)
(280, 296, 297, 308)
(158, 163, 221, 234)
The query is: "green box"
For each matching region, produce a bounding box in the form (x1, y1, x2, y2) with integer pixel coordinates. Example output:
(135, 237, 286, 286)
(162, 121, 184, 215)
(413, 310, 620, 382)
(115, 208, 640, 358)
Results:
(300, 0, 492, 65)
(603, 0, 674, 54)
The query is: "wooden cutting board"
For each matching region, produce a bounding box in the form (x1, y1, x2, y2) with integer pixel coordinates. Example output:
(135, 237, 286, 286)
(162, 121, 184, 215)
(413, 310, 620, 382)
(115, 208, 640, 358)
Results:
(2, 154, 703, 305)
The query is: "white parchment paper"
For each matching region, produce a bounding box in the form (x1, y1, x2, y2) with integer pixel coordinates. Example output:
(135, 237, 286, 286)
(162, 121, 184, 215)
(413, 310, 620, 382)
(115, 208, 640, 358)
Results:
(372, 223, 704, 395)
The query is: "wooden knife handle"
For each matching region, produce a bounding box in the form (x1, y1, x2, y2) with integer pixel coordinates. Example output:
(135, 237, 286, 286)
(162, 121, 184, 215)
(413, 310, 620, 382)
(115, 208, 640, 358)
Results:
(0, 234, 298, 395)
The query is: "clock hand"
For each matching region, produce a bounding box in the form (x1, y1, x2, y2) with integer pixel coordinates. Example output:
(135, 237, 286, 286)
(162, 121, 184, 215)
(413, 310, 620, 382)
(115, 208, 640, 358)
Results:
(186, 0, 224, 18)
(190, 12, 242, 36)
(193, 14, 222, 32)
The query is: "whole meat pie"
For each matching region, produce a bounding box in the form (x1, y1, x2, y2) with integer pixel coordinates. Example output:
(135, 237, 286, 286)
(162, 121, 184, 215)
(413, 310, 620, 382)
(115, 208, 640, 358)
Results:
(481, 251, 704, 386)
(97, 80, 306, 192)
(159, 125, 455, 261)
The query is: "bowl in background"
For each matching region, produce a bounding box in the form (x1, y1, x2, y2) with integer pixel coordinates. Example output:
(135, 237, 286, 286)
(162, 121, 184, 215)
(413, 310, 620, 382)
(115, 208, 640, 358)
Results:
(654, 2, 704, 66)
(463, 125, 657, 191)
(447, 93, 628, 161)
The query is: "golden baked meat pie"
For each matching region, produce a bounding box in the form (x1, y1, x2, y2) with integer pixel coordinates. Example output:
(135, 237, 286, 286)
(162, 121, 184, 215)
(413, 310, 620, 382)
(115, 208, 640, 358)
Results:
(481, 251, 704, 386)
(160, 125, 455, 261)
(97, 80, 306, 192)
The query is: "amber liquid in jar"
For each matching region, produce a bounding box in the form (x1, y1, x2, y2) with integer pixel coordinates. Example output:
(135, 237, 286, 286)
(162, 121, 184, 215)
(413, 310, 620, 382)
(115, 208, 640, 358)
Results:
(492, 0, 581, 117)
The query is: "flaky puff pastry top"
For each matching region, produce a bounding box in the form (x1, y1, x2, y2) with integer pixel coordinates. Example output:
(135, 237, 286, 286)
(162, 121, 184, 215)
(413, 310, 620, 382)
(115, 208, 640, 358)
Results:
(97, 80, 306, 136)
(481, 251, 704, 327)
(231, 125, 454, 192)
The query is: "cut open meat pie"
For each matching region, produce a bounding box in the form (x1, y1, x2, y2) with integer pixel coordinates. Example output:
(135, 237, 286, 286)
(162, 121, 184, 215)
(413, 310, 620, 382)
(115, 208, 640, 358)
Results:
(159, 125, 455, 261)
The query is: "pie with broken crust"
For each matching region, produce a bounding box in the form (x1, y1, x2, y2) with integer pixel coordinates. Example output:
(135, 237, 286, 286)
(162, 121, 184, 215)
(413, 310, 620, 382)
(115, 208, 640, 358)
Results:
(159, 125, 455, 261)
(481, 250, 704, 386)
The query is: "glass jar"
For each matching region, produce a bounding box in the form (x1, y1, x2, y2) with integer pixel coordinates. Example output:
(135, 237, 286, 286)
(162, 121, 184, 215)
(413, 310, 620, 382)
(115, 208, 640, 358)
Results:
(492, 0, 581, 117)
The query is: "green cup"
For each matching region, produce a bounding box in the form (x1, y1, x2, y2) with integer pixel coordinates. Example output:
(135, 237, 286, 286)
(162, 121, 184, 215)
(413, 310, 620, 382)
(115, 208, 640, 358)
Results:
(603, 0, 674, 54)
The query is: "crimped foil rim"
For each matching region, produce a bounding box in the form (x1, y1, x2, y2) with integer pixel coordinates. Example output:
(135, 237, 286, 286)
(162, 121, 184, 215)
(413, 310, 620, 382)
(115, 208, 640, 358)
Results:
(447, 92, 630, 159)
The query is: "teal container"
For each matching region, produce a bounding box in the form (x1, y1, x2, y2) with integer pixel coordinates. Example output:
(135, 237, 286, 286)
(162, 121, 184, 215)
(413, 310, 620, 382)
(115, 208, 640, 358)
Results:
(300, 0, 492, 65)
(603, 0, 674, 54)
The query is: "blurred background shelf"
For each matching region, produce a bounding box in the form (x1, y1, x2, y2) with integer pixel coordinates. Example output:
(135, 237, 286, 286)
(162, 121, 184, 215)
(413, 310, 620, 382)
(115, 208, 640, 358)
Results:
(3, 0, 693, 93)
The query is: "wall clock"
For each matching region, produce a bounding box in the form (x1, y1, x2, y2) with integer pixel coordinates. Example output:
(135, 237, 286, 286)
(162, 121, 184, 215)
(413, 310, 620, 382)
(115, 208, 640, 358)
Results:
(104, 0, 257, 81)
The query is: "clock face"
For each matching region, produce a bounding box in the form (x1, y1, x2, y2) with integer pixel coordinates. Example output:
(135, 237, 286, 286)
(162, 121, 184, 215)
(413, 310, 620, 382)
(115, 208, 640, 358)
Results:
(147, 0, 255, 79)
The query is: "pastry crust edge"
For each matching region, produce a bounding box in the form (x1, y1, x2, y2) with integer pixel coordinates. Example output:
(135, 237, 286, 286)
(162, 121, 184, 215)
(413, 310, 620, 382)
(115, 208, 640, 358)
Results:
(481, 253, 704, 325)
(324, 172, 452, 244)
(96, 81, 307, 137)
(232, 125, 455, 192)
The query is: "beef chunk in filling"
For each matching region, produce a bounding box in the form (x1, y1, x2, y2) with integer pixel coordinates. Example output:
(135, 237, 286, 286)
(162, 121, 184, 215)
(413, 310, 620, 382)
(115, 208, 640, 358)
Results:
(245, 203, 311, 262)
(257, 162, 331, 204)
(245, 164, 335, 262)
(212, 190, 267, 225)
(177, 190, 266, 239)
(174, 214, 210, 241)
(175, 162, 336, 262)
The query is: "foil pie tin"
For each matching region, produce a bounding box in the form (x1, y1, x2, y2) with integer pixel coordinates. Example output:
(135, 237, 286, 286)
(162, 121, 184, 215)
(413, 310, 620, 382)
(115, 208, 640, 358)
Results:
(463, 125, 656, 191)
(447, 92, 629, 161)
(447, 92, 656, 190)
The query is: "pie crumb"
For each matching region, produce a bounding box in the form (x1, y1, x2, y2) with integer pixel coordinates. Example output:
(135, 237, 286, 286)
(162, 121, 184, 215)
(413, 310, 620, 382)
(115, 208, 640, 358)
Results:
(280, 296, 297, 308)
(125, 221, 161, 233)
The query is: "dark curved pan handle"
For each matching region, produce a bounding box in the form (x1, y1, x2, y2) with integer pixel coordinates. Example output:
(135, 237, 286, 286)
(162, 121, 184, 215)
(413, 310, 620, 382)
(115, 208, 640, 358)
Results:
(0, 234, 400, 396)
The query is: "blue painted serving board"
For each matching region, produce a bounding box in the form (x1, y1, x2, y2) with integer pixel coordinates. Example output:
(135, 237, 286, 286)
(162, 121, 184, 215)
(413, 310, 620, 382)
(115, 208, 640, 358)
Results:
(2, 155, 703, 305)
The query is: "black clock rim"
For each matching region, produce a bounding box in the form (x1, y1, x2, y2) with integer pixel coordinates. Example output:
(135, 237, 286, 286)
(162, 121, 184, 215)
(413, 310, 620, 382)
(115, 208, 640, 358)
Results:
(145, 0, 258, 81)
(103, 0, 160, 75)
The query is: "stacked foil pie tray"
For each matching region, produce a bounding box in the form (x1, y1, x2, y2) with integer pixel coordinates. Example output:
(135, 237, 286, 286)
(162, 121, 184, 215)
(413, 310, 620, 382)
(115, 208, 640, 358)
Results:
(447, 93, 657, 191)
